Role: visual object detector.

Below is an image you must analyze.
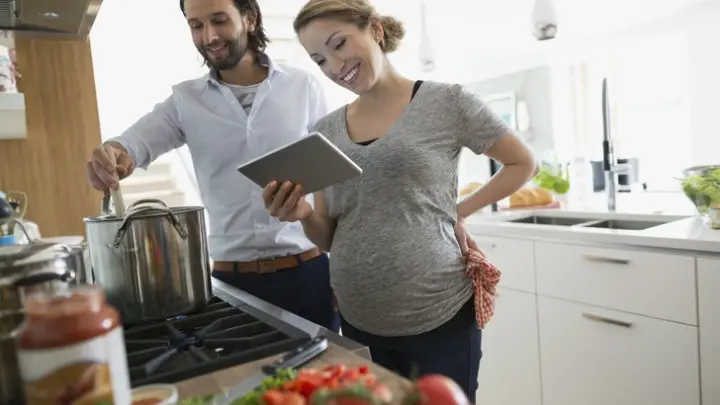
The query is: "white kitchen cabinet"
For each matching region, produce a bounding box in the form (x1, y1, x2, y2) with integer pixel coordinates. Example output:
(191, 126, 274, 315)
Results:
(698, 257, 720, 405)
(538, 296, 700, 405)
(476, 287, 542, 405)
(471, 235, 536, 293)
(535, 242, 697, 325)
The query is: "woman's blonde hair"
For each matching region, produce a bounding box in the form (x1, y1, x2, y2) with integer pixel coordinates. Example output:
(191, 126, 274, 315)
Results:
(293, 0, 405, 53)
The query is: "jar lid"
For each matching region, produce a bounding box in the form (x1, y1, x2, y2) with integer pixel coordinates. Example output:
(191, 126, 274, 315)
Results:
(0, 242, 60, 264)
(0, 242, 74, 287)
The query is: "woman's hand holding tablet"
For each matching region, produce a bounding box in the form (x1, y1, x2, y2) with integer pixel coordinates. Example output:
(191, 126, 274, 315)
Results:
(262, 181, 313, 222)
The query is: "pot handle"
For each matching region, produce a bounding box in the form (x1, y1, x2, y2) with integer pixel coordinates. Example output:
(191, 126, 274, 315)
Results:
(0, 308, 24, 340)
(101, 193, 110, 215)
(112, 200, 188, 248)
(6, 218, 77, 251)
(125, 198, 168, 212)
(5, 218, 35, 243)
(10, 268, 77, 287)
(0, 268, 76, 339)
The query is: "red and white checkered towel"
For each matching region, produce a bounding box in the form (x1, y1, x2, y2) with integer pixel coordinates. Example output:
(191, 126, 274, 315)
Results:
(465, 248, 502, 329)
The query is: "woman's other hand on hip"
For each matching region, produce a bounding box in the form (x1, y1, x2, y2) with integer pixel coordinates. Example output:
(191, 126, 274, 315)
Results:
(454, 217, 479, 256)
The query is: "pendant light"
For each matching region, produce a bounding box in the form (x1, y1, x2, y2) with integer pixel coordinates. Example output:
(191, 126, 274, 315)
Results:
(418, 0, 436, 72)
(531, 0, 558, 41)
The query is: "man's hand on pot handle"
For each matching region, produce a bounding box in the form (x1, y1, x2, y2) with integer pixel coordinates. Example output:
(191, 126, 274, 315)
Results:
(86, 142, 135, 191)
(263, 181, 314, 222)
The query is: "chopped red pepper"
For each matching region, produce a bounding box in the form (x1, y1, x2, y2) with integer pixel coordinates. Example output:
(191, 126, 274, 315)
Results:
(295, 373, 326, 398)
(261, 389, 286, 405)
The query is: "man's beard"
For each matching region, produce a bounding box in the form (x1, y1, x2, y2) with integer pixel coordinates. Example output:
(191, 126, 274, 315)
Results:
(199, 38, 248, 70)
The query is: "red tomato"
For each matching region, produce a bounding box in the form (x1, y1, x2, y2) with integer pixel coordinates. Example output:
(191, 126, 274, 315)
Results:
(312, 381, 392, 405)
(357, 365, 370, 374)
(325, 398, 375, 405)
(325, 378, 340, 389)
(262, 389, 287, 405)
(299, 368, 321, 377)
(360, 374, 377, 387)
(280, 392, 307, 405)
(295, 374, 326, 398)
(325, 364, 347, 375)
(341, 369, 361, 382)
(370, 382, 392, 403)
(410, 374, 471, 405)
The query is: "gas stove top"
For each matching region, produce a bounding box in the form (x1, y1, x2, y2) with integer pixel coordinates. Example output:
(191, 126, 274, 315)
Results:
(124, 296, 311, 387)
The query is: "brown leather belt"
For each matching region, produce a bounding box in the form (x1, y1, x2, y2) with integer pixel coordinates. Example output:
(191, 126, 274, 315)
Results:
(213, 247, 322, 274)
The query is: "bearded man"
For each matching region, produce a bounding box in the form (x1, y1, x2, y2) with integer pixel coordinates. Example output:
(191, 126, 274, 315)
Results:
(85, 0, 338, 331)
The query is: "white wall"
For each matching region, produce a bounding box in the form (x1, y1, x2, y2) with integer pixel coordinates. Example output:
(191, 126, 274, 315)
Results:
(90, 0, 206, 143)
(686, 0, 720, 166)
(377, 0, 708, 82)
(90, 0, 712, 128)
(88, 0, 717, 207)
(90, 0, 207, 203)
(457, 67, 555, 189)
(456, 0, 720, 187)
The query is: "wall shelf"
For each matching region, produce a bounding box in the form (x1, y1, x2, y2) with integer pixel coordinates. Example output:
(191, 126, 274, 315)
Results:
(0, 92, 27, 140)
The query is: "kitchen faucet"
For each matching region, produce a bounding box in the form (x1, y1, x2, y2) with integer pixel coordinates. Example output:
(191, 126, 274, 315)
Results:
(601, 78, 631, 212)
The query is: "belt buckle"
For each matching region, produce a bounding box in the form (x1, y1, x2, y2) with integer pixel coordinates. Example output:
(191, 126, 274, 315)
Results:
(256, 257, 277, 274)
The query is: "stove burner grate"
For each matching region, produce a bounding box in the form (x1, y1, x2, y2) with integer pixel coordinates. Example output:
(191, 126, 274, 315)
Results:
(124, 296, 310, 386)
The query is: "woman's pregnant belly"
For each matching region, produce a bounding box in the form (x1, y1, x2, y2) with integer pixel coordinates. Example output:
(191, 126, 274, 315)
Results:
(329, 226, 472, 336)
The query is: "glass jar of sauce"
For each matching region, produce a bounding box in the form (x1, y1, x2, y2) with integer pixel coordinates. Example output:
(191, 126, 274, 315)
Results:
(15, 285, 131, 405)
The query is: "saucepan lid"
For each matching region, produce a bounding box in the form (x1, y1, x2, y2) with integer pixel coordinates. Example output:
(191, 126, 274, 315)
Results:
(84, 198, 194, 248)
(83, 197, 203, 223)
(0, 242, 76, 288)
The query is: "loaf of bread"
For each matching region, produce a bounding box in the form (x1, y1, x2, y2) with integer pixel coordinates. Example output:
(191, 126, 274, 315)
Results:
(459, 182, 483, 197)
(509, 187, 554, 208)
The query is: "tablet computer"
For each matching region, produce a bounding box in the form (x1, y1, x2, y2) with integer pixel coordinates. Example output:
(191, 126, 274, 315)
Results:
(237, 132, 362, 195)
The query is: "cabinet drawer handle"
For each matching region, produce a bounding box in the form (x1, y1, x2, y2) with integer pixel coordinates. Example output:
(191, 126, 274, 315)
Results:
(582, 312, 633, 328)
(583, 255, 630, 265)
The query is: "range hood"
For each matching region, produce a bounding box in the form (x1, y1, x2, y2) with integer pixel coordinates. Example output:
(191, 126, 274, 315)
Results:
(0, 0, 103, 40)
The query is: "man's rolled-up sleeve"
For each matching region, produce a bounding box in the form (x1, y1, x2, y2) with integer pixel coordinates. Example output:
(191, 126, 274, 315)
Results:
(108, 94, 186, 170)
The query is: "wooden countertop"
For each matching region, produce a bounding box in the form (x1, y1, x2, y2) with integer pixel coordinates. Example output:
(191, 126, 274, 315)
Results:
(176, 342, 412, 401)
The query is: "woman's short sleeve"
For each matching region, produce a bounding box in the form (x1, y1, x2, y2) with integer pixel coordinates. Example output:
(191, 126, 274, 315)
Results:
(453, 84, 512, 155)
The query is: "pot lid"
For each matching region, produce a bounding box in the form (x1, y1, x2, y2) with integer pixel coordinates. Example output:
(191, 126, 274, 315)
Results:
(83, 205, 204, 223)
(83, 208, 166, 222)
(0, 243, 73, 287)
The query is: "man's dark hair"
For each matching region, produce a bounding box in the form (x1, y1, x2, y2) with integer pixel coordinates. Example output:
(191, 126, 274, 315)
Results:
(180, 0, 270, 55)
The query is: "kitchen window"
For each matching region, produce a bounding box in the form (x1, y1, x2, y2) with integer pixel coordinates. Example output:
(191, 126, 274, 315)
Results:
(565, 30, 692, 192)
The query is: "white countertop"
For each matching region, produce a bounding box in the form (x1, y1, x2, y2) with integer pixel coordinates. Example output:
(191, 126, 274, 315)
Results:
(466, 204, 720, 254)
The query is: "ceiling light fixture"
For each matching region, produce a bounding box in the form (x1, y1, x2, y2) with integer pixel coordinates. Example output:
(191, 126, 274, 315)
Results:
(530, 0, 558, 41)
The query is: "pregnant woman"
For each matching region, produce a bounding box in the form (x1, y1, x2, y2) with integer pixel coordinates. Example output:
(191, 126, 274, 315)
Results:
(263, 0, 538, 399)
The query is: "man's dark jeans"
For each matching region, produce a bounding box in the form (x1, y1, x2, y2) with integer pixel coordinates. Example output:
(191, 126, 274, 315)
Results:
(212, 253, 340, 332)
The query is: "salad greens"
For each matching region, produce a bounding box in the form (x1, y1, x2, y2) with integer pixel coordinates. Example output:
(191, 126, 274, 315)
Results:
(681, 167, 720, 213)
(230, 368, 298, 405)
(178, 395, 215, 405)
(175, 369, 296, 405)
(534, 165, 570, 195)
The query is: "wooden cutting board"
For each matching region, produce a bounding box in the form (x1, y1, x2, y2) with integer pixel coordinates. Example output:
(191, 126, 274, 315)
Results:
(176, 342, 412, 401)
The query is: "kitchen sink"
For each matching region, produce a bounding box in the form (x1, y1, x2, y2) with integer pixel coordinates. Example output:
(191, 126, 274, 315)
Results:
(508, 215, 592, 226)
(582, 219, 669, 231)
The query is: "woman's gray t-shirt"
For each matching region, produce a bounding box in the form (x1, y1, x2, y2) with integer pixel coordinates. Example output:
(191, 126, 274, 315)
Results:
(312, 81, 510, 336)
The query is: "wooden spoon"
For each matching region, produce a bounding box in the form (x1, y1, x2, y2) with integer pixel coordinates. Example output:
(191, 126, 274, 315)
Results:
(110, 188, 126, 217)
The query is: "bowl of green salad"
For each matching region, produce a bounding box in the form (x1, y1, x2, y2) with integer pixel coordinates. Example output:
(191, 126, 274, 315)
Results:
(680, 165, 720, 228)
